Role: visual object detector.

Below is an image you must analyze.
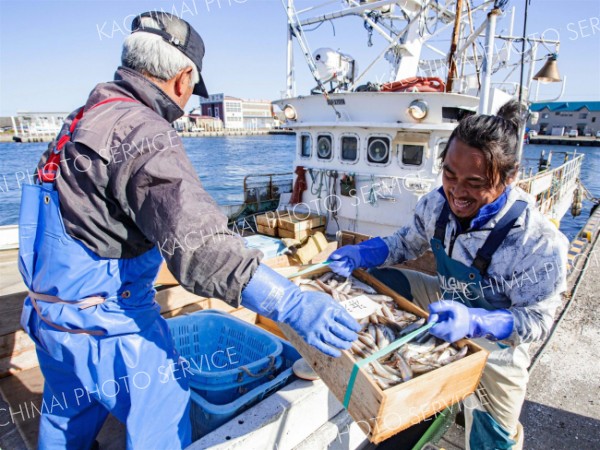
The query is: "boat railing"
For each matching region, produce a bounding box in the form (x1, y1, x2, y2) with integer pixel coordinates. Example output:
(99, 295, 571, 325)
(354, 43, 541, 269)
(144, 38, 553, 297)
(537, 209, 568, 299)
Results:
(518, 154, 583, 217)
(225, 173, 293, 226)
(243, 172, 293, 205)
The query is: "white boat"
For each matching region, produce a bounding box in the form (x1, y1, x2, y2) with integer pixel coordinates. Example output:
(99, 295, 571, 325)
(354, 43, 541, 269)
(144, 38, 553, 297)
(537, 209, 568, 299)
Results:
(269, 0, 582, 236)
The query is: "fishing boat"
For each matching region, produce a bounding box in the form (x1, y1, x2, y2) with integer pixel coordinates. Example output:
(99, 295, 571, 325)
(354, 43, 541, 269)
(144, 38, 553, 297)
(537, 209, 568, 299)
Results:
(265, 0, 583, 237)
(0, 1, 591, 449)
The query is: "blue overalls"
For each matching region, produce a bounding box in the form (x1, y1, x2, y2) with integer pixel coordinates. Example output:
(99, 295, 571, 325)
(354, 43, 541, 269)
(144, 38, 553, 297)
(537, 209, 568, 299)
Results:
(372, 198, 528, 450)
(18, 99, 191, 449)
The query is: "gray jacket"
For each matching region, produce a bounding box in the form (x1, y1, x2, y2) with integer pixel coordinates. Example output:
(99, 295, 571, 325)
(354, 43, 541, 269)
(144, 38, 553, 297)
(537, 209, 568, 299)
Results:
(382, 187, 569, 345)
(38, 67, 261, 304)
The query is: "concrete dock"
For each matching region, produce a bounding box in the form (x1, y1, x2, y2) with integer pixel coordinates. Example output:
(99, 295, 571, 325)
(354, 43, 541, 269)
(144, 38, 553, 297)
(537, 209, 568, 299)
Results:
(529, 135, 600, 147)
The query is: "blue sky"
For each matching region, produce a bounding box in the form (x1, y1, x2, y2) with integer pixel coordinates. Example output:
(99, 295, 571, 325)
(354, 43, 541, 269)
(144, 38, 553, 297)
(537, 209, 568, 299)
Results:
(0, 0, 598, 116)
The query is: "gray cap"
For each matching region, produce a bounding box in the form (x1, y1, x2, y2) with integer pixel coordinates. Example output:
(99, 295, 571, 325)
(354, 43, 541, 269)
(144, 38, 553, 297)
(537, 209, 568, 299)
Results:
(131, 11, 209, 98)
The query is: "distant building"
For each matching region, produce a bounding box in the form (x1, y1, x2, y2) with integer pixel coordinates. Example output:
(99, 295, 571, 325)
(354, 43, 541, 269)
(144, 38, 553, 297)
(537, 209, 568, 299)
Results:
(174, 108, 223, 132)
(199, 94, 275, 130)
(529, 102, 600, 136)
(241, 99, 275, 130)
(15, 111, 70, 135)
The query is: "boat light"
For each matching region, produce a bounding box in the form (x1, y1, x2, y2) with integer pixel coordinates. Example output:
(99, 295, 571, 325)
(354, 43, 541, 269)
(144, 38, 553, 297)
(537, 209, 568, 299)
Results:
(408, 100, 428, 121)
(283, 104, 297, 121)
(533, 54, 561, 83)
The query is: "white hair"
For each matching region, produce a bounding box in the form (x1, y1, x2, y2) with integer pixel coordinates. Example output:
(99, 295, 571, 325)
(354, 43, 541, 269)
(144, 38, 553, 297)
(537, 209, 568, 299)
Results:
(121, 17, 199, 87)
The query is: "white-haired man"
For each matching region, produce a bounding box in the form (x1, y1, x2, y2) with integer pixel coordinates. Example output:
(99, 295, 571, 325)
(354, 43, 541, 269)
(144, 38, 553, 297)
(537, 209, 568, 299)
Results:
(19, 11, 360, 449)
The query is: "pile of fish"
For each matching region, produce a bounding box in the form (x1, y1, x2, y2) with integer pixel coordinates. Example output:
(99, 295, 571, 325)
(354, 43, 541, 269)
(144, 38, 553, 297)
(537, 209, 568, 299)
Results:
(295, 272, 469, 390)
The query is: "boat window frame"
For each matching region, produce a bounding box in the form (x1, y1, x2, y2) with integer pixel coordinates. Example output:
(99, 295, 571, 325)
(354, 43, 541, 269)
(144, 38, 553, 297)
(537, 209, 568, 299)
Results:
(365, 133, 393, 167)
(397, 143, 426, 168)
(299, 133, 312, 159)
(316, 133, 334, 161)
(433, 137, 449, 174)
(338, 133, 360, 165)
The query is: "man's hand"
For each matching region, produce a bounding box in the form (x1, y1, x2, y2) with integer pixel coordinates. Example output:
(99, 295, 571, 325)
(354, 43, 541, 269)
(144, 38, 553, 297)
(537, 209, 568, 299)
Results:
(428, 301, 514, 342)
(241, 265, 361, 357)
(328, 237, 389, 277)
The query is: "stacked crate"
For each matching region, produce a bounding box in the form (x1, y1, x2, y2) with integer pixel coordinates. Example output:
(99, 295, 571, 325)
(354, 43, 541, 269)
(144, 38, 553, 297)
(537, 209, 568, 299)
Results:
(276, 213, 326, 240)
(255, 212, 326, 240)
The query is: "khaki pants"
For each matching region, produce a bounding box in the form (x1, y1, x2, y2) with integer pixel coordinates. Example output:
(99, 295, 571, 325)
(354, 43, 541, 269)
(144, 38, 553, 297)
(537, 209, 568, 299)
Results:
(373, 267, 527, 450)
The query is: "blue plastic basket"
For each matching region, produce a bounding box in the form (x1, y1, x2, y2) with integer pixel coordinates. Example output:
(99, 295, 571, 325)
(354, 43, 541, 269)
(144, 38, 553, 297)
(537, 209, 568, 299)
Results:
(243, 235, 287, 259)
(190, 339, 302, 440)
(167, 310, 283, 390)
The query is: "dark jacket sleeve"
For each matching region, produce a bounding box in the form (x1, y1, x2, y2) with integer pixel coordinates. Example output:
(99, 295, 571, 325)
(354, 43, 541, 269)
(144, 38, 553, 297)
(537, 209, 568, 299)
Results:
(108, 123, 262, 305)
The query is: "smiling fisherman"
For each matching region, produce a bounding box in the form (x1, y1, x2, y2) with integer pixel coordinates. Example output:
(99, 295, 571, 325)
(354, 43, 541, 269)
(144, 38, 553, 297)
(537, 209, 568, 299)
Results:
(18, 11, 360, 449)
(328, 101, 568, 450)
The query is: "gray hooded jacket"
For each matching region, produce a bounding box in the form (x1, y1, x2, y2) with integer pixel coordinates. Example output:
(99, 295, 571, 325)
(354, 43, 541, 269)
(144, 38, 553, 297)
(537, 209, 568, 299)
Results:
(38, 67, 261, 304)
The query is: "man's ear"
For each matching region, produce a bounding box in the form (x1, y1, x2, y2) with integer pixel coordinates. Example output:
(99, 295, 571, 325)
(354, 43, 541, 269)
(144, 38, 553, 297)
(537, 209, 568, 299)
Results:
(175, 66, 193, 96)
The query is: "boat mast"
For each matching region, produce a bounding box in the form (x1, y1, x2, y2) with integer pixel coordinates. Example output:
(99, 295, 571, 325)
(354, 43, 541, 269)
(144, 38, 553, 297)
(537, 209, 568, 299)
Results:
(478, 7, 501, 114)
(393, 1, 427, 81)
(446, 0, 464, 92)
(286, 0, 295, 98)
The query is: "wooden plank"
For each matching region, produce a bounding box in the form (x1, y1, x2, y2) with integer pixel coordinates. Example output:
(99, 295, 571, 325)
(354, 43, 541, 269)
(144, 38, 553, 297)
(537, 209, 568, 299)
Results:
(0, 347, 38, 378)
(155, 285, 211, 314)
(257, 224, 278, 237)
(375, 345, 488, 441)
(155, 262, 179, 286)
(0, 292, 27, 337)
(339, 230, 372, 247)
(263, 255, 292, 268)
(255, 316, 286, 340)
(0, 330, 35, 359)
(229, 307, 258, 324)
(278, 226, 325, 240)
(256, 212, 283, 228)
(279, 322, 383, 439)
(310, 242, 338, 264)
(161, 302, 206, 319)
(278, 214, 326, 232)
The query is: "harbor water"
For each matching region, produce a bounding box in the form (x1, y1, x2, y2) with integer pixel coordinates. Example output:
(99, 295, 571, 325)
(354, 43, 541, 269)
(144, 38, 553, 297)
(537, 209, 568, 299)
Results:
(0, 136, 598, 241)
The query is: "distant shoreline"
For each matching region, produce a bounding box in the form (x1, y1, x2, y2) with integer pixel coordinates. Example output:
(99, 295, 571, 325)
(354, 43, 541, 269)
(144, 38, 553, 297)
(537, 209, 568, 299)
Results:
(0, 129, 295, 143)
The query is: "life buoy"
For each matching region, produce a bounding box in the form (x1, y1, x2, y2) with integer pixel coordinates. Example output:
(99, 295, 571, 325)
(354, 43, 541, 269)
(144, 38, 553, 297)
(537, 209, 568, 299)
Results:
(381, 77, 446, 93)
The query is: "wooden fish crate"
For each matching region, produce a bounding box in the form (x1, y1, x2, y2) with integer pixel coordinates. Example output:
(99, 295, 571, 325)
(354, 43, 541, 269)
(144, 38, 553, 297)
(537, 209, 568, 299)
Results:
(255, 213, 281, 236)
(277, 225, 325, 240)
(277, 213, 326, 232)
(279, 269, 489, 444)
(255, 212, 281, 228)
(256, 223, 278, 237)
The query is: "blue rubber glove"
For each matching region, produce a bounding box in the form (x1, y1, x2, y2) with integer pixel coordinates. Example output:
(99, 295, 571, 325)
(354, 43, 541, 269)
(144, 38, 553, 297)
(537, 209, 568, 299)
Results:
(241, 265, 361, 357)
(328, 237, 390, 277)
(428, 301, 514, 342)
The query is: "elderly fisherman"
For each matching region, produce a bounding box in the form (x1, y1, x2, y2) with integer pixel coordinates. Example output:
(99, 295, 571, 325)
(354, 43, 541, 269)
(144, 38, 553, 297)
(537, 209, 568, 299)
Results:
(19, 11, 360, 449)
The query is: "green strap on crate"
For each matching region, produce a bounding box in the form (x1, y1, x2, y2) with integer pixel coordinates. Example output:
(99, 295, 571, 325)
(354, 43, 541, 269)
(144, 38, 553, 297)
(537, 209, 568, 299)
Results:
(285, 260, 331, 279)
(343, 321, 436, 409)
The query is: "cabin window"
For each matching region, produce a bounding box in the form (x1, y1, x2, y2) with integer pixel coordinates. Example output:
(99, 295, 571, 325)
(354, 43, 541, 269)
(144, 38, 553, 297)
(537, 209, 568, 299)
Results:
(317, 135, 333, 160)
(367, 137, 390, 164)
(402, 145, 424, 166)
(341, 136, 358, 162)
(300, 134, 312, 157)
